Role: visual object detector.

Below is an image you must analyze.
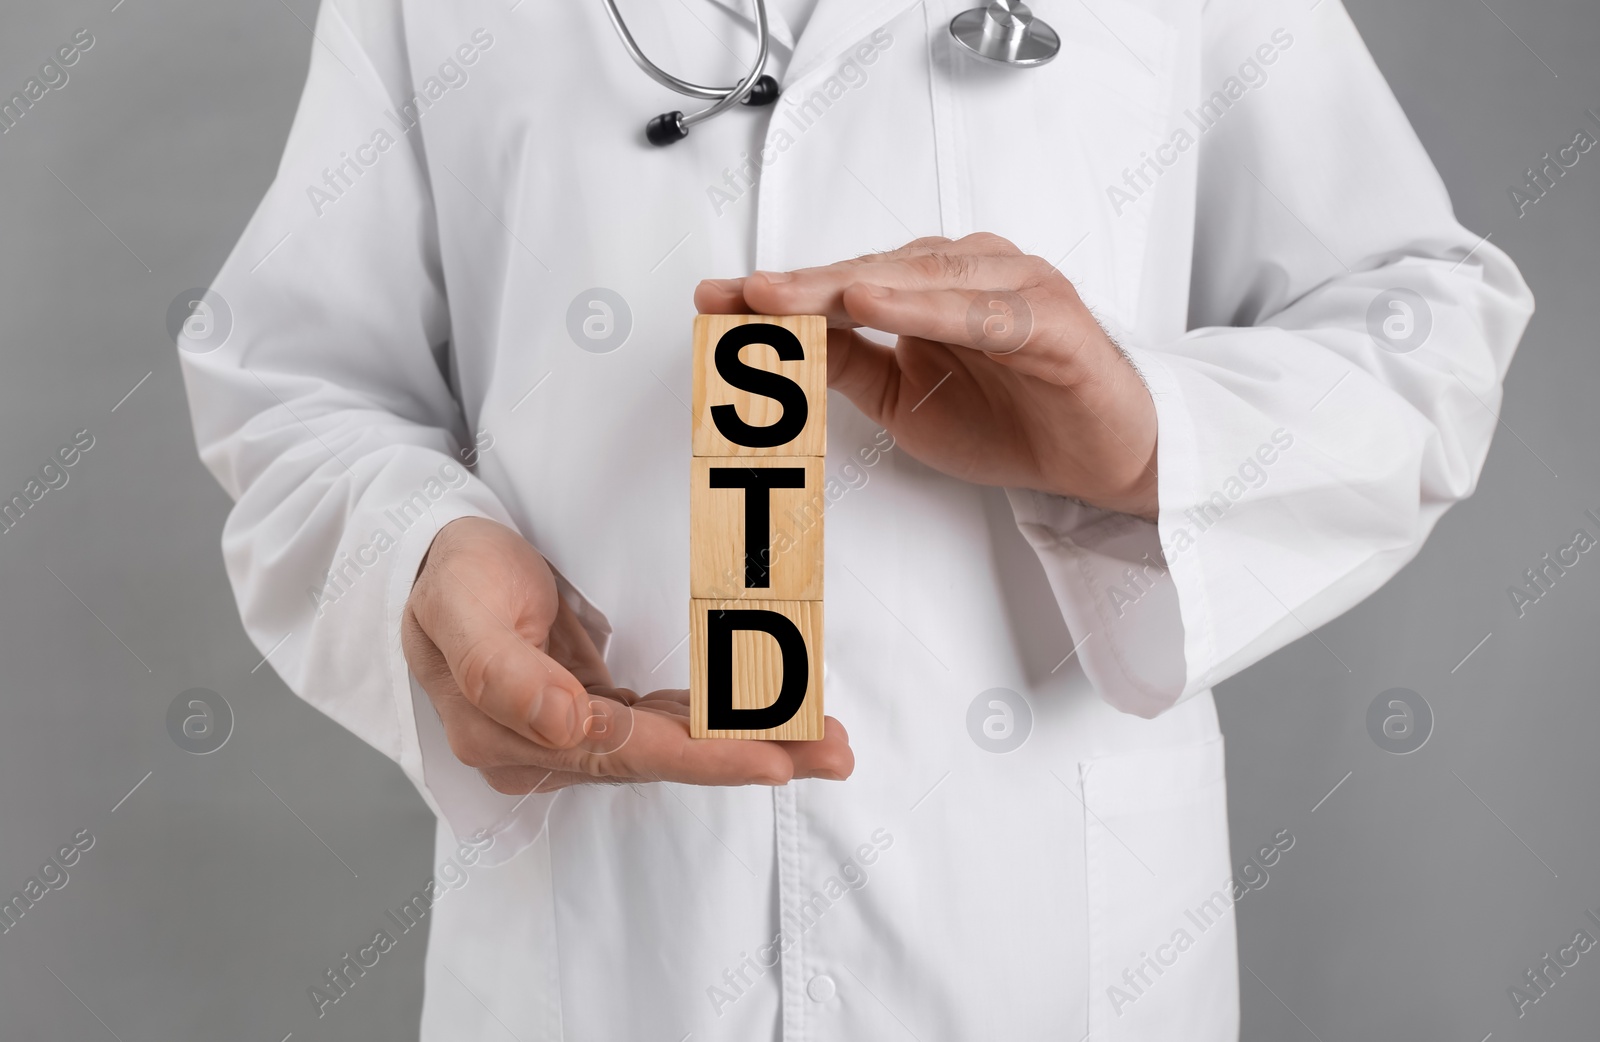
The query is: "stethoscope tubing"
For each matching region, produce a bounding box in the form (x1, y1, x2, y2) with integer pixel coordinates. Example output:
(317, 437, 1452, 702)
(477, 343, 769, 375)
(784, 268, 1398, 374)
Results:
(602, 0, 1059, 143)
(599, 0, 773, 131)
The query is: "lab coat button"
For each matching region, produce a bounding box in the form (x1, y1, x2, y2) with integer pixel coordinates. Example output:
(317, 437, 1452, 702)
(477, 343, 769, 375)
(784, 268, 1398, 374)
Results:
(806, 974, 836, 1002)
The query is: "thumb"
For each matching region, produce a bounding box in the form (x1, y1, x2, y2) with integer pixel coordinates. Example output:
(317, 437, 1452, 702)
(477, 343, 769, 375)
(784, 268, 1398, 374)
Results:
(410, 532, 589, 749)
(825, 326, 898, 426)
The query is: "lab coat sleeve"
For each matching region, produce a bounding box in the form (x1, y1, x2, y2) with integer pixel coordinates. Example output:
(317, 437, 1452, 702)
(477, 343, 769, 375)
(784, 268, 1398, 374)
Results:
(1008, 0, 1534, 717)
(177, 0, 564, 863)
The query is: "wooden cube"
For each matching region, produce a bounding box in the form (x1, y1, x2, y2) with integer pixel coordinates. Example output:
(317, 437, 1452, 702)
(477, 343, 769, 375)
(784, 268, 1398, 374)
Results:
(691, 456, 824, 602)
(691, 314, 825, 741)
(691, 314, 827, 458)
(690, 598, 823, 741)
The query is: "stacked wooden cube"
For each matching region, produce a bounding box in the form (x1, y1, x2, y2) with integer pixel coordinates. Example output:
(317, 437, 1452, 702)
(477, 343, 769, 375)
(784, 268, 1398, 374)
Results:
(689, 314, 826, 741)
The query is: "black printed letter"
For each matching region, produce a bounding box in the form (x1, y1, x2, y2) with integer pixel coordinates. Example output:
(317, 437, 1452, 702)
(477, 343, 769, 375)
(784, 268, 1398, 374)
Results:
(707, 609, 808, 730)
(711, 324, 808, 448)
(709, 466, 806, 588)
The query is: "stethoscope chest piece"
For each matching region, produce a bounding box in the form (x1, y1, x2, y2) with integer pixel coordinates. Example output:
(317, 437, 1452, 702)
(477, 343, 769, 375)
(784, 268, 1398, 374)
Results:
(950, 0, 1061, 67)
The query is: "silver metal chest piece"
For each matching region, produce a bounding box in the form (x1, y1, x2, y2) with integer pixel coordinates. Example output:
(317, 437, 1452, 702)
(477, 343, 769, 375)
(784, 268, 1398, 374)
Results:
(949, 0, 1062, 67)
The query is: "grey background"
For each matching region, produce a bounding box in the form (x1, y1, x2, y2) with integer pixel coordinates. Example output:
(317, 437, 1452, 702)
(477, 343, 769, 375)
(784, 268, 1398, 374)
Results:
(0, 0, 1594, 1039)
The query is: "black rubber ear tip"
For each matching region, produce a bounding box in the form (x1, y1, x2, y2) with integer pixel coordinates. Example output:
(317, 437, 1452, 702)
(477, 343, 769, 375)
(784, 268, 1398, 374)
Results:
(646, 111, 689, 146)
(741, 75, 781, 106)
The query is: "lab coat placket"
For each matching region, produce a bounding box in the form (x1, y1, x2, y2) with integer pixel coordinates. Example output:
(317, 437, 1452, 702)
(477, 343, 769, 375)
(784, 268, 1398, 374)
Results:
(750, 46, 815, 1042)
(751, 5, 922, 1035)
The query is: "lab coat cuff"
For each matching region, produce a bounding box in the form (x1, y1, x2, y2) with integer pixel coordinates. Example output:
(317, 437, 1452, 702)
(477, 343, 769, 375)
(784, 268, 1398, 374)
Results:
(384, 496, 611, 867)
(1006, 345, 1216, 717)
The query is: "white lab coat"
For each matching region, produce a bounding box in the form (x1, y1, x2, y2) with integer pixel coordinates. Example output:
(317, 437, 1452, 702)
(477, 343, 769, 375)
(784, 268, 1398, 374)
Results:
(179, 0, 1531, 1037)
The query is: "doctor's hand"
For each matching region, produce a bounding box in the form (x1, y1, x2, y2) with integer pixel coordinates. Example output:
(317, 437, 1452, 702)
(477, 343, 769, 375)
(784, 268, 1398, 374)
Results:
(402, 517, 855, 794)
(695, 233, 1160, 520)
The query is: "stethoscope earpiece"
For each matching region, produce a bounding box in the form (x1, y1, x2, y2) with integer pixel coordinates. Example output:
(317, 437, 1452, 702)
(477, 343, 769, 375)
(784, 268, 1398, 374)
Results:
(646, 112, 689, 147)
(740, 75, 782, 107)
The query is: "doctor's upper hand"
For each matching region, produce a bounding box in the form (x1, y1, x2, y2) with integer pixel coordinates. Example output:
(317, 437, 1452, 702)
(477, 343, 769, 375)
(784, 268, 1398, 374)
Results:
(696, 233, 1160, 520)
(402, 517, 855, 794)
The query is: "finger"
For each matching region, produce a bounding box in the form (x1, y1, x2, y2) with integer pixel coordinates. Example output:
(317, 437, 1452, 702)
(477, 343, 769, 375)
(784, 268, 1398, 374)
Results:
(457, 697, 854, 789)
(840, 282, 1101, 381)
(828, 326, 968, 431)
(692, 234, 970, 316)
(575, 704, 797, 786)
(693, 277, 749, 314)
(411, 559, 588, 749)
(634, 688, 690, 706)
(781, 716, 855, 781)
(586, 701, 856, 787)
(743, 253, 1050, 328)
(633, 691, 691, 718)
(430, 682, 641, 775)
(880, 234, 960, 254)
(442, 690, 776, 785)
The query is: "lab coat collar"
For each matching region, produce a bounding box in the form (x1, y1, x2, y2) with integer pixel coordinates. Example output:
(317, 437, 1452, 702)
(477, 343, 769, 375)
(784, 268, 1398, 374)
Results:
(694, 0, 925, 87)
(692, 0, 799, 53)
(782, 0, 925, 87)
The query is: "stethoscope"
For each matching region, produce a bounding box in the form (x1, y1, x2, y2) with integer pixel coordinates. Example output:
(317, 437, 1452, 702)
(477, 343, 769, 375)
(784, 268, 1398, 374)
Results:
(601, 0, 1061, 146)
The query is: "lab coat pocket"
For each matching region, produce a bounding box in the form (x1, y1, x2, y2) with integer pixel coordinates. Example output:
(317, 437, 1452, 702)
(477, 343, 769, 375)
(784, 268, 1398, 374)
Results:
(927, 0, 1178, 334)
(1080, 736, 1239, 1041)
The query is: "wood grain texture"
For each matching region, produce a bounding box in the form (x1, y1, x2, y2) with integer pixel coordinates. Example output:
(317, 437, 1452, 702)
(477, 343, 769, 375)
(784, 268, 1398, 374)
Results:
(689, 598, 823, 741)
(691, 314, 827, 458)
(691, 456, 824, 602)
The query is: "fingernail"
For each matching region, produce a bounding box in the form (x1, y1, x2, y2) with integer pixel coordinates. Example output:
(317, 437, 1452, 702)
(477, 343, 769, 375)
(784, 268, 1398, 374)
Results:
(703, 277, 743, 290)
(755, 269, 792, 284)
(861, 284, 890, 298)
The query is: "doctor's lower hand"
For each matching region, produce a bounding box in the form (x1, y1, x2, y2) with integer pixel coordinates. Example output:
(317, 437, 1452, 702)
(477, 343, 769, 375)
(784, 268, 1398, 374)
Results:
(402, 517, 855, 794)
(695, 233, 1161, 520)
